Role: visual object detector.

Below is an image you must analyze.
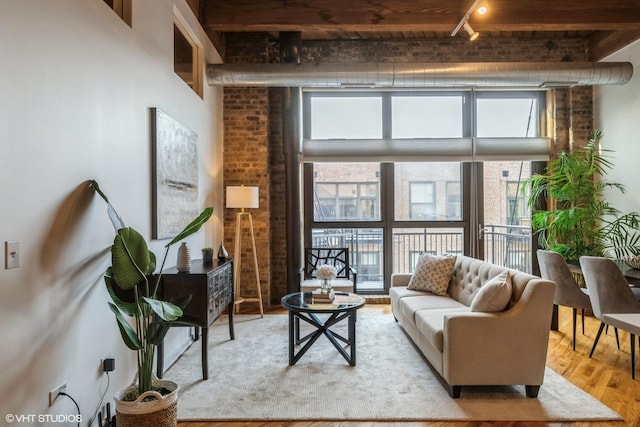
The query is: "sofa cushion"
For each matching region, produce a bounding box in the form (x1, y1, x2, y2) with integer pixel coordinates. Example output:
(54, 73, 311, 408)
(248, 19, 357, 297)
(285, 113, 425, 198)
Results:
(415, 307, 469, 352)
(470, 271, 512, 312)
(399, 294, 467, 322)
(390, 286, 431, 317)
(407, 253, 456, 296)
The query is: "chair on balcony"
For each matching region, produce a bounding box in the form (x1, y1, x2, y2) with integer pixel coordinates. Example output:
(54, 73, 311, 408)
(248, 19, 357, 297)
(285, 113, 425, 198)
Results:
(537, 249, 592, 351)
(300, 248, 357, 293)
(580, 256, 640, 378)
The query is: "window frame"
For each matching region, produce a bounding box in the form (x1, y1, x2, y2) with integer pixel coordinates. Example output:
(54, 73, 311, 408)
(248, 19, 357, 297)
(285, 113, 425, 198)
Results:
(173, 9, 204, 98)
(303, 89, 547, 293)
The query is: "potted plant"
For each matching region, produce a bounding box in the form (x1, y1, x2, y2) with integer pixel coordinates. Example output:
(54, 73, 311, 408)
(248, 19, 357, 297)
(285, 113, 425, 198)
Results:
(525, 130, 640, 261)
(201, 247, 214, 264)
(91, 180, 213, 426)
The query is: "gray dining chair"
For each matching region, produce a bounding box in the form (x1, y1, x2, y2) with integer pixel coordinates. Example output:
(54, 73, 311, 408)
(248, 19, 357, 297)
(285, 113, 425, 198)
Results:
(579, 256, 640, 377)
(537, 250, 592, 351)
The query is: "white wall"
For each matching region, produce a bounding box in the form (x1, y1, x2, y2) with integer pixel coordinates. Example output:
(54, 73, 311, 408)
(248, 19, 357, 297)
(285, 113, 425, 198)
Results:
(0, 0, 223, 424)
(595, 40, 640, 214)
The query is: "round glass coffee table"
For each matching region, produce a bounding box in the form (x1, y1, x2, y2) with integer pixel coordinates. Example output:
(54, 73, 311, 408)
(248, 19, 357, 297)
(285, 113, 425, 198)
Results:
(281, 292, 365, 366)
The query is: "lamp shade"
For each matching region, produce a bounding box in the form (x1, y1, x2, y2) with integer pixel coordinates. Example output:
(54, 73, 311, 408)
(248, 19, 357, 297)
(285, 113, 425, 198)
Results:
(226, 186, 259, 209)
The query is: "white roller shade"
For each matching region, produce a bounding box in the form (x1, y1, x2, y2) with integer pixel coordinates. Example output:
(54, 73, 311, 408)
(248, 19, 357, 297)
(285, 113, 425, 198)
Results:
(303, 137, 549, 162)
(474, 138, 550, 161)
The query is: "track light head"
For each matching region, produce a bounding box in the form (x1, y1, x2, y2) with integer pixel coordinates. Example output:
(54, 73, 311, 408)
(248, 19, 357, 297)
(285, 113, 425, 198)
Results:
(463, 21, 479, 41)
(476, 0, 488, 15)
(451, 0, 484, 39)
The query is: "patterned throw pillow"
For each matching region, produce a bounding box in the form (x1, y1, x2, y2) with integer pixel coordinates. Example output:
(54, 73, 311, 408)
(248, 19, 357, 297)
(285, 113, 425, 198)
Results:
(407, 253, 456, 296)
(470, 270, 513, 312)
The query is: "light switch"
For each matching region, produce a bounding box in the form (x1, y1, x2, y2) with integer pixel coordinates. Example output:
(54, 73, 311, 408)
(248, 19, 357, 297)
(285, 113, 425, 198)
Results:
(5, 241, 19, 269)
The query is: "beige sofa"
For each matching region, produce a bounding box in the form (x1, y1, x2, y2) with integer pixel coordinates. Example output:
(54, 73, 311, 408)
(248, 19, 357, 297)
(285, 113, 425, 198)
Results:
(390, 254, 555, 398)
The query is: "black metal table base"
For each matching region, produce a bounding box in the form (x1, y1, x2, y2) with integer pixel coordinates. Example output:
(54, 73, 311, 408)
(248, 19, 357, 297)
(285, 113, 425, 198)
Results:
(288, 309, 358, 366)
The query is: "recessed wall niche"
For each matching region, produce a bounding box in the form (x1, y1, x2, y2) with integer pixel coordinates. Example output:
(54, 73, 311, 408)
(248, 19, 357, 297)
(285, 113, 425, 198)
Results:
(102, 0, 132, 26)
(174, 12, 203, 98)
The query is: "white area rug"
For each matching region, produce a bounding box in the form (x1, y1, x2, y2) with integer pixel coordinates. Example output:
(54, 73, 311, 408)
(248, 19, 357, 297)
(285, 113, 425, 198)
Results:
(165, 313, 621, 422)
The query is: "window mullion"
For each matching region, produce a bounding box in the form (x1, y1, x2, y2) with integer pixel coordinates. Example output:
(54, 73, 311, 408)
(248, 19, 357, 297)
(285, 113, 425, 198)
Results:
(382, 93, 392, 139)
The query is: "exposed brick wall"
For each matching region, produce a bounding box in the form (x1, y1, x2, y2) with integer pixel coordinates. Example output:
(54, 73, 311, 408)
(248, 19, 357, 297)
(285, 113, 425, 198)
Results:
(569, 86, 595, 149)
(220, 33, 594, 303)
(223, 86, 271, 309)
(300, 37, 587, 63)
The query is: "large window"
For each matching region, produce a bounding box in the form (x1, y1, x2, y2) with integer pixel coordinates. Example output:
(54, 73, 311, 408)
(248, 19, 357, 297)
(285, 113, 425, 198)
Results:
(409, 182, 436, 220)
(304, 90, 546, 293)
(313, 163, 380, 221)
(476, 95, 540, 137)
(506, 180, 528, 225)
(395, 163, 462, 221)
(310, 96, 382, 139)
(391, 95, 463, 138)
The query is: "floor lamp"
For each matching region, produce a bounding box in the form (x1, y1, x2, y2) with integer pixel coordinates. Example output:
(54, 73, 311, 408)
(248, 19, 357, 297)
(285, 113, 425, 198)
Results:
(226, 185, 264, 317)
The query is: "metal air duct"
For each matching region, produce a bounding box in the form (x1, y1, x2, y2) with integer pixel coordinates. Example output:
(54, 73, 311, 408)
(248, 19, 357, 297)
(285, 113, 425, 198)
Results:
(207, 61, 633, 87)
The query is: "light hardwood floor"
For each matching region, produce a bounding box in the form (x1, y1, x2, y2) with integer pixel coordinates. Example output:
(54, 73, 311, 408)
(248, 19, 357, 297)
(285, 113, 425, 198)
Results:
(178, 304, 640, 427)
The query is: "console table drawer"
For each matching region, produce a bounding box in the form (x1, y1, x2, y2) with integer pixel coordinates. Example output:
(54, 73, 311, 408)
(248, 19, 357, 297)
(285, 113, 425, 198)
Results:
(208, 261, 233, 322)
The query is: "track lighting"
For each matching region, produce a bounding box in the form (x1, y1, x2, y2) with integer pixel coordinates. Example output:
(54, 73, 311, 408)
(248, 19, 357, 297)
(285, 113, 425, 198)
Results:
(450, 0, 487, 41)
(463, 21, 479, 41)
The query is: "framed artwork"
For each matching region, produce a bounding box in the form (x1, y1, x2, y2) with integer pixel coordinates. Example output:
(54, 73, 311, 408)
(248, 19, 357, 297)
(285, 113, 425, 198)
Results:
(151, 108, 199, 239)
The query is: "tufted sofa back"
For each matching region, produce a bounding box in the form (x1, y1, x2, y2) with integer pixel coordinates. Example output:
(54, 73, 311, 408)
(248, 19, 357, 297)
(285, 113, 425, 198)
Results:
(448, 255, 536, 307)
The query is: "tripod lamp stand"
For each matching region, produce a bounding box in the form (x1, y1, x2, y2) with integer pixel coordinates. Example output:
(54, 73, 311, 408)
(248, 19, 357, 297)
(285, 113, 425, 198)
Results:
(226, 185, 264, 317)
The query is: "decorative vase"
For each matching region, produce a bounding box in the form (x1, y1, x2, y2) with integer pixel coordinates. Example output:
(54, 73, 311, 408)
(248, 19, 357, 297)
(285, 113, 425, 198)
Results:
(320, 278, 332, 293)
(115, 379, 179, 427)
(217, 242, 229, 262)
(176, 242, 190, 272)
(202, 249, 213, 265)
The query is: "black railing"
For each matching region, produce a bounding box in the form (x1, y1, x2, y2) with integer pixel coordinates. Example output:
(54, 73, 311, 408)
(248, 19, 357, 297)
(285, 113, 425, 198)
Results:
(310, 224, 532, 290)
(483, 224, 532, 273)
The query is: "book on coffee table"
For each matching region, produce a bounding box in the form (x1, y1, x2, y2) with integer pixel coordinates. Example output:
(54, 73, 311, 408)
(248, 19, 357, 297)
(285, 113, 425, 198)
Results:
(312, 289, 335, 301)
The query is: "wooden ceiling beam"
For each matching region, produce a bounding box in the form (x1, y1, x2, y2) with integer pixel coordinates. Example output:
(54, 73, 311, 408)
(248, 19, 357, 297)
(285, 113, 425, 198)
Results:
(589, 30, 640, 61)
(202, 0, 640, 33)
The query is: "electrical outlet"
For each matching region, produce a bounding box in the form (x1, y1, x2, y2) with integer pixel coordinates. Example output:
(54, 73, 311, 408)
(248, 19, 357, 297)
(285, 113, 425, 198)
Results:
(49, 382, 66, 407)
(5, 241, 19, 269)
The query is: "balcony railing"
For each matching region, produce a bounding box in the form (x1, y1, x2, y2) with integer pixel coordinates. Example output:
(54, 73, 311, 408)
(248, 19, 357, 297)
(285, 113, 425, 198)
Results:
(311, 223, 532, 290)
(483, 224, 532, 273)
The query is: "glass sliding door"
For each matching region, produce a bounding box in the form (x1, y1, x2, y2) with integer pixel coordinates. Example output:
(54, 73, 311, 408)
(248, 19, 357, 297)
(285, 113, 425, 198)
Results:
(476, 92, 541, 273)
(392, 162, 466, 276)
(482, 161, 532, 273)
(307, 162, 384, 292)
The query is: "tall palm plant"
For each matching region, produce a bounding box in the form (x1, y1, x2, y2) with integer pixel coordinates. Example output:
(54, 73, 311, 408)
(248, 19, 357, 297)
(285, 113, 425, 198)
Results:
(526, 131, 640, 260)
(91, 180, 213, 397)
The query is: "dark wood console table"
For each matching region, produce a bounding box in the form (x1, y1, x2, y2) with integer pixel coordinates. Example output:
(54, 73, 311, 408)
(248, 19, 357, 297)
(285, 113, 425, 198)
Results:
(157, 258, 234, 380)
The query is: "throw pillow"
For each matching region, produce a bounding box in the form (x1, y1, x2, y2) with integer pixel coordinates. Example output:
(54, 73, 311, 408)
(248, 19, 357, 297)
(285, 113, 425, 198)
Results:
(407, 253, 456, 296)
(470, 270, 513, 312)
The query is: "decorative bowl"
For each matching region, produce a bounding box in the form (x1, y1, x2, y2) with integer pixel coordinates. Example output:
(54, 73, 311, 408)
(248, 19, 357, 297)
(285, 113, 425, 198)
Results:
(622, 255, 640, 269)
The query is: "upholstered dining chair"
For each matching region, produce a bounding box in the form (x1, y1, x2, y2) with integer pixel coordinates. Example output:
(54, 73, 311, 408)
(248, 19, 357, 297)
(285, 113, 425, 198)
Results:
(579, 256, 640, 377)
(537, 250, 592, 351)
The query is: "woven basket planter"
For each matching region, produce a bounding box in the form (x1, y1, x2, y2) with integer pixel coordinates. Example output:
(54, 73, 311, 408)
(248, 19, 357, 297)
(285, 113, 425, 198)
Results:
(115, 379, 179, 427)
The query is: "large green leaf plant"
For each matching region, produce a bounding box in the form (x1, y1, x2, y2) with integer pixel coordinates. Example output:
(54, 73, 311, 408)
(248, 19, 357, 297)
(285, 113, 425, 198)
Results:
(91, 180, 213, 397)
(525, 131, 640, 260)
